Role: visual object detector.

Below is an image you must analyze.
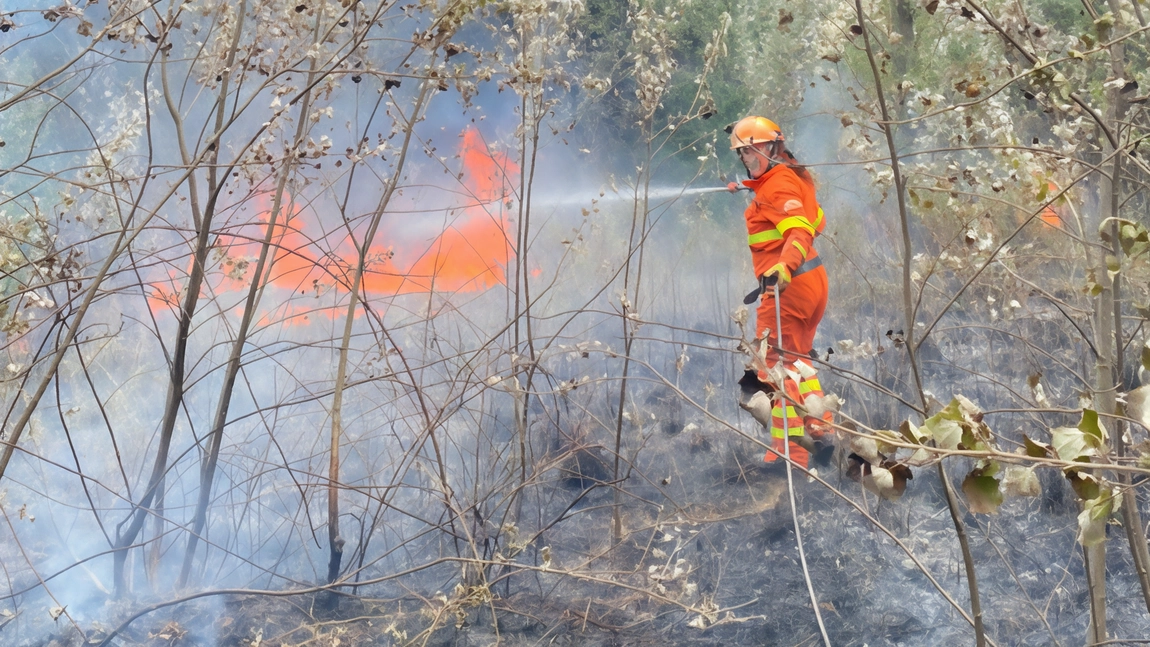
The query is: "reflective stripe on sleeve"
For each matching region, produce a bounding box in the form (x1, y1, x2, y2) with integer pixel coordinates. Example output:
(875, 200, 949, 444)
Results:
(747, 211, 824, 247)
(748, 229, 783, 245)
(776, 215, 815, 236)
(792, 240, 808, 259)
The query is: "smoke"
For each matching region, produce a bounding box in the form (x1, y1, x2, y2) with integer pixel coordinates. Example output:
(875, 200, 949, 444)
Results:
(4, 0, 1144, 645)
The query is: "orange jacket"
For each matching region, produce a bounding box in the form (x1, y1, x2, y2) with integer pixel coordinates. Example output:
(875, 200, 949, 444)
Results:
(741, 164, 823, 279)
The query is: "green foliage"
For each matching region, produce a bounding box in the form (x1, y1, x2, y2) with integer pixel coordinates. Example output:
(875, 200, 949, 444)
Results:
(1078, 490, 1118, 547)
(1001, 466, 1041, 497)
(1101, 219, 1150, 319)
(656, 0, 751, 149)
(1066, 469, 1102, 501)
(1023, 434, 1052, 458)
(1018, 410, 1123, 545)
(962, 462, 1004, 514)
(578, 0, 628, 48)
(1052, 425, 1097, 462)
(919, 396, 993, 451)
(1022, 409, 1108, 469)
(573, 0, 745, 177)
(1033, 0, 1087, 34)
(921, 406, 963, 450)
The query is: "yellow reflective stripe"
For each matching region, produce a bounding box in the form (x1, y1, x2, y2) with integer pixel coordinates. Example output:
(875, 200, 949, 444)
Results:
(771, 425, 806, 438)
(776, 215, 816, 236)
(748, 210, 819, 246)
(792, 240, 808, 260)
(748, 229, 783, 245)
(799, 378, 822, 395)
(771, 406, 799, 418)
(813, 207, 824, 230)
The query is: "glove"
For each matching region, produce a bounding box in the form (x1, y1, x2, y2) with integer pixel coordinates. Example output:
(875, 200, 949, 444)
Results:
(763, 263, 792, 292)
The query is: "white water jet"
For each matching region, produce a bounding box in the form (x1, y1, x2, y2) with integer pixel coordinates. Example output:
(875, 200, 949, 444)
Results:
(533, 184, 746, 210)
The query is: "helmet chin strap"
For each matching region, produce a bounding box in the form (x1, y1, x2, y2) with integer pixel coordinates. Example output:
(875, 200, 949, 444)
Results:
(767, 140, 785, 166)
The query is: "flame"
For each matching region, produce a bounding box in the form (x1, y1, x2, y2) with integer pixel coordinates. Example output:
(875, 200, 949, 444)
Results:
(362, 128, 516, 294)
(1039, 182, 1063, 229)
(147, 128, 518, 326)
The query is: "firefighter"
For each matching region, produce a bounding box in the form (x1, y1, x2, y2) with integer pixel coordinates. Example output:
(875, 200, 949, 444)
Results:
(727, 115, 832, 469)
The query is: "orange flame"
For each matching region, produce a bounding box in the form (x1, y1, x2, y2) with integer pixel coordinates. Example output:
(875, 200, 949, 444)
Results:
(362, 128, 516, 294)
(148, 128, 518, 326)
(1039, 182, 1063, 229)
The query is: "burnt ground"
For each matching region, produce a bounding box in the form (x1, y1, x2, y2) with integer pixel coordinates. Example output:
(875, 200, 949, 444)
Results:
(7, 319, 1150, 647)
(22, 434, 1150, 647)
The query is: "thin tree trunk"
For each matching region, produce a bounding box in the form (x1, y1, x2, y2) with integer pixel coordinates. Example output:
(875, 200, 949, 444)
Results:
(853, 0, 985, 643)
(1087, 152, 1115, 647)
(888, 0, 915, 80)
(176, 6, 321, 589)
(1100, 0, 1150, 615)
(1084, 541, 1108, 644)
(512, 24, 544, 522)
(612, 137, 653, 541)
(324, 79, 434, 603)
(110, 2, 248, 593)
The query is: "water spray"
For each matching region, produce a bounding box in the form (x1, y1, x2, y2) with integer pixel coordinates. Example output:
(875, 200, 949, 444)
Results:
(533, 183, 750, 209)
(639, 183, 752, 201)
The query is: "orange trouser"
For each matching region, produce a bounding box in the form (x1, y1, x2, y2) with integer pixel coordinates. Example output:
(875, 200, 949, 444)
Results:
(755, 266, 830, 469)
(754, 265, 827, 354)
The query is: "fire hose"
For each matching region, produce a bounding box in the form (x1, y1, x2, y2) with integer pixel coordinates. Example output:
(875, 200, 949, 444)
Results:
(725, 178, 829, 642)
(768, 277, 832, 647)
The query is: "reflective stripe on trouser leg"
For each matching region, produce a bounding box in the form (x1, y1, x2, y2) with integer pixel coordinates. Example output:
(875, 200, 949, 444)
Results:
(770, 403, 803, 438)
(768, 379, 805, 439)
(795, 359, 833, 439)
(763, 393, 810, 468)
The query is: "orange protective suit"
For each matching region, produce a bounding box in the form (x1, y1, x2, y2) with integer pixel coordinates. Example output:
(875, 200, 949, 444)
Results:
(741, 163, 831, 468)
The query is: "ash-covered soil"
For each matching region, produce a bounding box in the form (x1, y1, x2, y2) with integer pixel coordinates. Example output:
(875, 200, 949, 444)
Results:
(28, 430, 1149, 647)
(7, 325, 1149, 647)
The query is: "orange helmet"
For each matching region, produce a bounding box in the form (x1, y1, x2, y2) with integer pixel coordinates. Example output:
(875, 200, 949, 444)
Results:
(728, 116, 784, 150)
